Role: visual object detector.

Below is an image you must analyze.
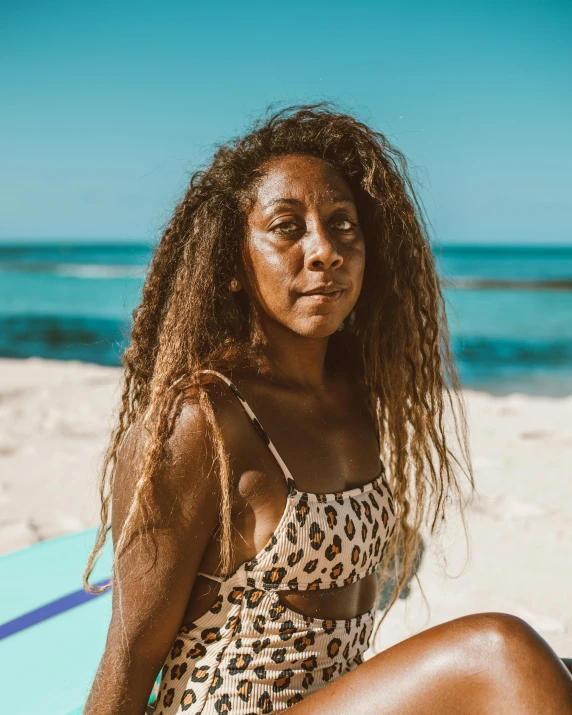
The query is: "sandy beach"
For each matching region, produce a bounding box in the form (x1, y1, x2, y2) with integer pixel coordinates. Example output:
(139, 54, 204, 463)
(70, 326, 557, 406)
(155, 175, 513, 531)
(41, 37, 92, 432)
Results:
(0, 356, 570, 657)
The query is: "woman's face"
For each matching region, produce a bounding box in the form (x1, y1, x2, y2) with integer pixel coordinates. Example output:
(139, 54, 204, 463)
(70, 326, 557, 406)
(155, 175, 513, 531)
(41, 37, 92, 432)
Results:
(239, 154, 365, 338)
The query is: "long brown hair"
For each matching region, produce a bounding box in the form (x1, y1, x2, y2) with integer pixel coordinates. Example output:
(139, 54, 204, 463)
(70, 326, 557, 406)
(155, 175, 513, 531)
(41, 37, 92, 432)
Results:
(83, 103, 473, 629)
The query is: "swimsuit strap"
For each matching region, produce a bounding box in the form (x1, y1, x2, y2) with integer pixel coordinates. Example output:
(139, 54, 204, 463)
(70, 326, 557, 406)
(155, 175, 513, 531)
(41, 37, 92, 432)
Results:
(196, 369, 297, 494)
(196, 571, 226, 583)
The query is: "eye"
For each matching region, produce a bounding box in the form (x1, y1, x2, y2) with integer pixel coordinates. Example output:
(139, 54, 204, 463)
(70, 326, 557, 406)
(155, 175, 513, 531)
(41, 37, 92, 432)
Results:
(272, 221, 302, 235)
(332, 217, 357, 232)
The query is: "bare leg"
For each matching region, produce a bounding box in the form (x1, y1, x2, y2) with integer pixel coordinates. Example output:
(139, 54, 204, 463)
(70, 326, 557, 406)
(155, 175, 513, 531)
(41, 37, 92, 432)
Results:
(290, 613, 572, 715)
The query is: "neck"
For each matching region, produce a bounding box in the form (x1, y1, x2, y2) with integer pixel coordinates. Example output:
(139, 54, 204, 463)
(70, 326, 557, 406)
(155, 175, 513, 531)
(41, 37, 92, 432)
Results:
(253, 316, 331, 392)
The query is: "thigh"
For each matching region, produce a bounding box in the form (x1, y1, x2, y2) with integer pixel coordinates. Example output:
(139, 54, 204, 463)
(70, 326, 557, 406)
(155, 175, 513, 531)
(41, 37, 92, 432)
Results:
(288, 612, 572, 715)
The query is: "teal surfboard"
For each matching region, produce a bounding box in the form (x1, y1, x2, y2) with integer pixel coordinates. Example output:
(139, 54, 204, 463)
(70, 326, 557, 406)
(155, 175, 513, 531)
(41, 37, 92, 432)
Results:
(0, 529, 416, 714)
(0, 528, 158, 715)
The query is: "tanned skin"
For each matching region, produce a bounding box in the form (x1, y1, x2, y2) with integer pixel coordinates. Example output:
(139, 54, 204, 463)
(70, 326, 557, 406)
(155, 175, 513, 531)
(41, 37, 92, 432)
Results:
(85, 155, 572, 714)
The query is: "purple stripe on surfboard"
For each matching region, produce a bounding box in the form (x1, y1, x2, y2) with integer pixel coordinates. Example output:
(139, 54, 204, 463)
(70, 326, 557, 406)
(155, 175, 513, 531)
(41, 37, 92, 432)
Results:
(0, 578, 111, 641)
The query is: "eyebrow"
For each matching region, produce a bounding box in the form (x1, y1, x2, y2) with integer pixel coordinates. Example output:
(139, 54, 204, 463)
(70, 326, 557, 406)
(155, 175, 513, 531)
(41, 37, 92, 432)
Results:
(264, 198, 304, 208)
(263, 195, 355, 209)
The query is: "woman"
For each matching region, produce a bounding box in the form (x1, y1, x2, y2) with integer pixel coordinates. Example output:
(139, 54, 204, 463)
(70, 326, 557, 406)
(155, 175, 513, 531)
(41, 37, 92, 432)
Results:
(84, 104, 572, 714)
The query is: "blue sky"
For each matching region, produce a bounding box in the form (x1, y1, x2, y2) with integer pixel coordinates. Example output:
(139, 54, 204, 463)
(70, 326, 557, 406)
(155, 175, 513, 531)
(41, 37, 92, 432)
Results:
(2, 0, 570, 245)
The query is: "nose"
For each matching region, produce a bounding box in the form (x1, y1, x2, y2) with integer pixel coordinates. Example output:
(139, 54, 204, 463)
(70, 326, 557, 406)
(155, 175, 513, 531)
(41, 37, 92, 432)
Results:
(304, 219, 343, 272)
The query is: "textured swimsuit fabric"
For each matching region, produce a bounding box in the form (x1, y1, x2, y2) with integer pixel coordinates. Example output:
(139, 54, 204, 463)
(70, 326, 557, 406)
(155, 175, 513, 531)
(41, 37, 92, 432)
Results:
(153, 370, 397, 714)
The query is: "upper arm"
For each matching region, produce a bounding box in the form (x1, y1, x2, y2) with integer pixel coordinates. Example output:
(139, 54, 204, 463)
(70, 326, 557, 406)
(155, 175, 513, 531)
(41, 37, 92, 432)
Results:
(108, 397, 221, 662)
(85, 394, 229, 714)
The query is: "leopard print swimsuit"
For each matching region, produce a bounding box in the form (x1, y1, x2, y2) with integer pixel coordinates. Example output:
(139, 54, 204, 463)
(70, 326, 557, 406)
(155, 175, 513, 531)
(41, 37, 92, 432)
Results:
(154, 370, 396, 714)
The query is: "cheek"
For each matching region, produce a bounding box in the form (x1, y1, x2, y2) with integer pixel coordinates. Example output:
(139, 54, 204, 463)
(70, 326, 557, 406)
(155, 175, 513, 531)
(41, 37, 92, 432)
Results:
(346, 242, 366, 285)
(246, 239, 298, 304)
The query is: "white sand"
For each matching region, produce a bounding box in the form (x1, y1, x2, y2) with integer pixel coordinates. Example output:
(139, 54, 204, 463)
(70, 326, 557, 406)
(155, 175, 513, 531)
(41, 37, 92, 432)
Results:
(0, 357, 570, 656)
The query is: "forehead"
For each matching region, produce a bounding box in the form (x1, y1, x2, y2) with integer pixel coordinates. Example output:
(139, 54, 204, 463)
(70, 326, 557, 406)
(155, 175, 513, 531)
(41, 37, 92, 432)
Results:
(251, 154, 355, 209)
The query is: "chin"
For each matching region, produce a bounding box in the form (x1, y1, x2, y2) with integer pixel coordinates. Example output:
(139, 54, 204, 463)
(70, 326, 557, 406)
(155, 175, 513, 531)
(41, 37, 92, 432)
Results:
(293, 319, 342, 338)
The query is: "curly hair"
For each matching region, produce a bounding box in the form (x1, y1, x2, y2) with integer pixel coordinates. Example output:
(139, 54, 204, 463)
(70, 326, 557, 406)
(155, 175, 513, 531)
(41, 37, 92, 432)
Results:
(83, 103, 474, 634)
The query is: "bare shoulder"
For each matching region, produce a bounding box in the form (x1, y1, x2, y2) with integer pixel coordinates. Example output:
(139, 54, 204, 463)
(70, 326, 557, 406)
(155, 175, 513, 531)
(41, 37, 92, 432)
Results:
(111, 385, 236, 541)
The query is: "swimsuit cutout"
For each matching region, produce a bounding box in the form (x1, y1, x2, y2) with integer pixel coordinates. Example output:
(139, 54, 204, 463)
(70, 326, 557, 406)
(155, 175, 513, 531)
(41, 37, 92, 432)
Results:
(154, 369, 397, 714)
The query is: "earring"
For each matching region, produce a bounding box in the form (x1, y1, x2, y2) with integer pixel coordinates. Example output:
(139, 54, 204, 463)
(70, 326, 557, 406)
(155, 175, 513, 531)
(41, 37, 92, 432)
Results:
(229, 277, 241, 292)
(337, 321, 345, 332)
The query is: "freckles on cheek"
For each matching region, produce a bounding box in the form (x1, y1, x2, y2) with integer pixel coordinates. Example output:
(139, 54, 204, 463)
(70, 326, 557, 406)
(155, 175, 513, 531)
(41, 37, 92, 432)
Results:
(254, 256, 288, 291)
(264, 271, 295, 308)
(250, 247, 296, 301)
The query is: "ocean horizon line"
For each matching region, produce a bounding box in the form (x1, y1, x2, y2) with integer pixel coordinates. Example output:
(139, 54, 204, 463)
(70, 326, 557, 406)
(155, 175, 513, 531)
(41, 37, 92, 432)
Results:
(0, 240, 572, 253)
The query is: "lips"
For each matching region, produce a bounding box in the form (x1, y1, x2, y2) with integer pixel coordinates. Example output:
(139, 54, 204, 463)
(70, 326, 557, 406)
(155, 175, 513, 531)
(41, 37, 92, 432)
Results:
(302, 285, 346, 296)
(300, 290, 344, 303)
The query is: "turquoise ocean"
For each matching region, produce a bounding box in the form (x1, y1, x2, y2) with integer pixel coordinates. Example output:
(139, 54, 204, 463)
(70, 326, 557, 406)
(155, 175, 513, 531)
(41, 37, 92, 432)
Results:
(0, 243, 571, 396)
